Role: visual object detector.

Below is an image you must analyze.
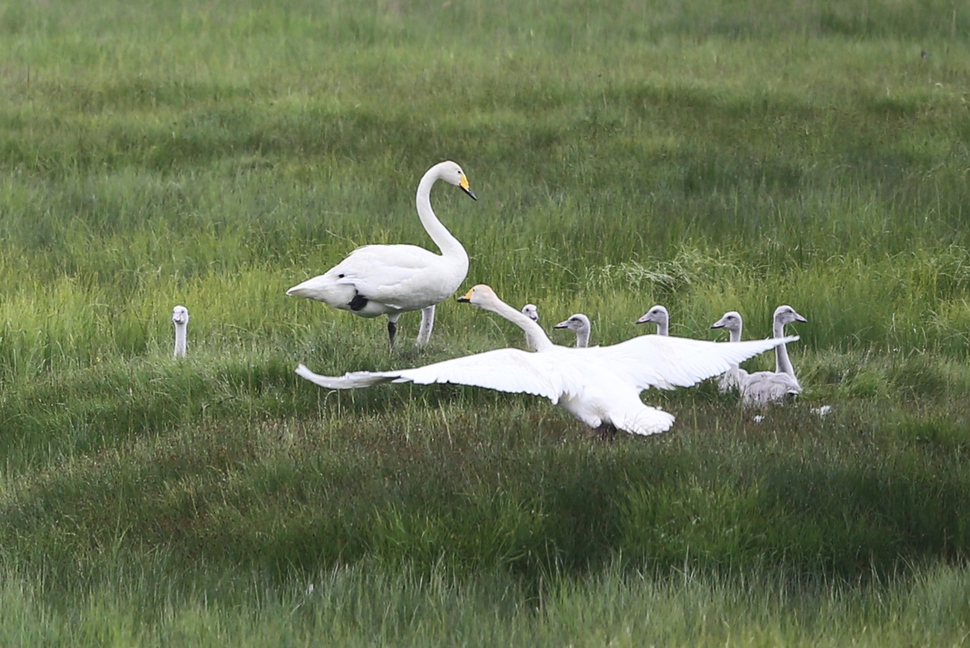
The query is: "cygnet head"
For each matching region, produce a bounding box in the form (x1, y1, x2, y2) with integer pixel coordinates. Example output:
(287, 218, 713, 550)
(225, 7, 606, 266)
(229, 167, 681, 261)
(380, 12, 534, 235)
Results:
(636, 304, 669, 335)
(435, 161, 477, 200)
(774, 305, 807, 326)
(521, 304, 539, 322)
(710, 310, 743, 334)
(554, 313, 591, 348)
(172, 305, 189, 326)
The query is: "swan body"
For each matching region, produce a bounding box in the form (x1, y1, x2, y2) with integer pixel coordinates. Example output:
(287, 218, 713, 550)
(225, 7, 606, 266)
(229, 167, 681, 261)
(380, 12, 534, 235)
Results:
(554, 314, 591, 348)
(636, 305, 669, 336)
(740, 305, 806, 405)
(286, 161, 476, 346)
(172, 305, 189, 358)
(296, 285, 797, 438)
(709, 311, 750, 393)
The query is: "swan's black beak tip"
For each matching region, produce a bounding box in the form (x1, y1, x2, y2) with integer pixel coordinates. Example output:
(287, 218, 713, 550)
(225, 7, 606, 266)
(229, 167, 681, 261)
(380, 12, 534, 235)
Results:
(464, 188, 478, 201)
(456, 296, 470, 303)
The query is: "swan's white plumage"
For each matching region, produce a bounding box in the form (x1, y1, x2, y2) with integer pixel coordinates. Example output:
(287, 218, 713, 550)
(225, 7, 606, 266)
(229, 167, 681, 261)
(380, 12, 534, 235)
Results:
(296, 285, 797, 437)
(286, 161, 476, 346)
(172, 305, 189, 358)
(554, 313, 591, 348)
(636, 305, 669, 336)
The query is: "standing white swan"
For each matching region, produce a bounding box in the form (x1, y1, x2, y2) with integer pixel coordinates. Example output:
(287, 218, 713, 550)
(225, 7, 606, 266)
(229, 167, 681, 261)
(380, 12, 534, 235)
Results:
(295, 285, 797, 439)
(554, 314, 591, 348)
(286, 161, 477, 347)
(709, 311, 750, 393)
(739, 305, 806, 405)
(172, 305, 189, 358)
(636, 305, 669, 336)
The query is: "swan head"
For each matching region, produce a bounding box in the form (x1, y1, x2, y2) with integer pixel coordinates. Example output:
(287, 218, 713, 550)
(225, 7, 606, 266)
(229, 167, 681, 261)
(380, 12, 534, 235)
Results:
(774, 305, 807, 326)
(521, 304, 539, 322)
(554, 313, 590, 335)
(456, 284, 501, 309)
(636, 305, 668, 327)
(172, 305, 189, 326)
(436, 161, 477, 200)
(710, 311, 742, 333)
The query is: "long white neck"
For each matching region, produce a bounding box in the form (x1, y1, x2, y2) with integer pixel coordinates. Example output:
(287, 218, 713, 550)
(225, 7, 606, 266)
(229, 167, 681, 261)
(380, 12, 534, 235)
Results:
(174, 323, 187, 358)
(725, 323, 743, 378)
(417, 164, 469, 273)
(484, 296, 554, 352)
(657, 319, 669, 336)
(773, 318, 796, 378)
(576, 327, 590, 348)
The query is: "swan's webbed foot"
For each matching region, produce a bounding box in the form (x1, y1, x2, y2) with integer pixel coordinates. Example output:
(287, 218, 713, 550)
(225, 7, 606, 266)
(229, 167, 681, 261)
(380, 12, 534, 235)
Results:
(387, 320, 397, 348)
(349, 293, 368, 311)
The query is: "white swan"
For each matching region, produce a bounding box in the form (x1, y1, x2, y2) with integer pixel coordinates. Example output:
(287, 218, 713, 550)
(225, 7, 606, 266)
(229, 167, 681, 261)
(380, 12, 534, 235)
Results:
(636, 305, 669, 336)
(554, 313, 591, 348)
(709, 311, 750, 393)
(286, 161, 477, 347)
(519, 303, 546, 351)
(172, 305, 189, 358)
(733, 305, 806, 406)
(296, 285, 797, 439)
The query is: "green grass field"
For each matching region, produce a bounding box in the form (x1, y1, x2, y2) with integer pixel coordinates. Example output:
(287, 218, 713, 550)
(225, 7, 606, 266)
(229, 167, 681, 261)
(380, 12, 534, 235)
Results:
(2, 0, 970, 644)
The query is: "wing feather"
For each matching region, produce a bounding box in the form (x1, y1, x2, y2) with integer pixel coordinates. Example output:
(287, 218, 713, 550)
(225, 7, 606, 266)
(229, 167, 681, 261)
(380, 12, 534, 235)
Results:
(595, 335, 798, 391)
(297, 348, 573, 404)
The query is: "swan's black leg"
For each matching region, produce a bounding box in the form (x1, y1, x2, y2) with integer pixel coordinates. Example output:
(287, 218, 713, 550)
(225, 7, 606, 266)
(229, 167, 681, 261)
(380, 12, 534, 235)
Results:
(387, 321, 397, 347)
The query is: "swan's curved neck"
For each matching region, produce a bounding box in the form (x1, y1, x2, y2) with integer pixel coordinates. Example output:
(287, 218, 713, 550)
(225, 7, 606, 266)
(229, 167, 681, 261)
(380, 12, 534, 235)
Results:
(174, 324, 187, 358)
(723, 323, 742, 373)
(576, 328, 590, 348)
(417, 166, 468, 267)
(773, 319, 795, 377)
(484, 297, 554, 352)
(657, 320, 669, 336)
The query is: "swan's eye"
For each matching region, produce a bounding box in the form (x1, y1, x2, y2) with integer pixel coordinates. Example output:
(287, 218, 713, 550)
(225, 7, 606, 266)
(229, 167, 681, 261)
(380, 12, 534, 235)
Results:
(338, 273, 344, 278)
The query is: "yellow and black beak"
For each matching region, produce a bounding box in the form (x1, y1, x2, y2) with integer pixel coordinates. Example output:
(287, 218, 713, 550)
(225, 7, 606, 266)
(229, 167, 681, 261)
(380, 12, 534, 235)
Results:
(459, 174, 477, 200)
(456, 287, 474, 302)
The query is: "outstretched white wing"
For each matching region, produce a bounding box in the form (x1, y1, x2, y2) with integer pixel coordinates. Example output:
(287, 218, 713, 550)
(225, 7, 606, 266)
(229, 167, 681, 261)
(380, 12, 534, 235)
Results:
(297, 348, 580, 404)
(595, 334, 798, 391)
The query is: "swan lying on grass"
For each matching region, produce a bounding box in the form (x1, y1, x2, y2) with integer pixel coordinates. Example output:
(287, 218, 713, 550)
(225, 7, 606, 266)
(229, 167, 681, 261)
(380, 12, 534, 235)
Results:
(296, 285, 797, 439)
(554, 314, 591, 348)
(172, 305, 189, 358)
(712, 306, 806, 405)
(636, 305, 669, 336)
(740, 305, 806, 405)
(709, 311, 750, 393)
(286, 161, 477, 347)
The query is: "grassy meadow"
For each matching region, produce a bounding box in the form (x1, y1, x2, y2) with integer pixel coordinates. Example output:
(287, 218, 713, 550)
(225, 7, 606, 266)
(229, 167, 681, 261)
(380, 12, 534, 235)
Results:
(2, 0, 970, 644)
